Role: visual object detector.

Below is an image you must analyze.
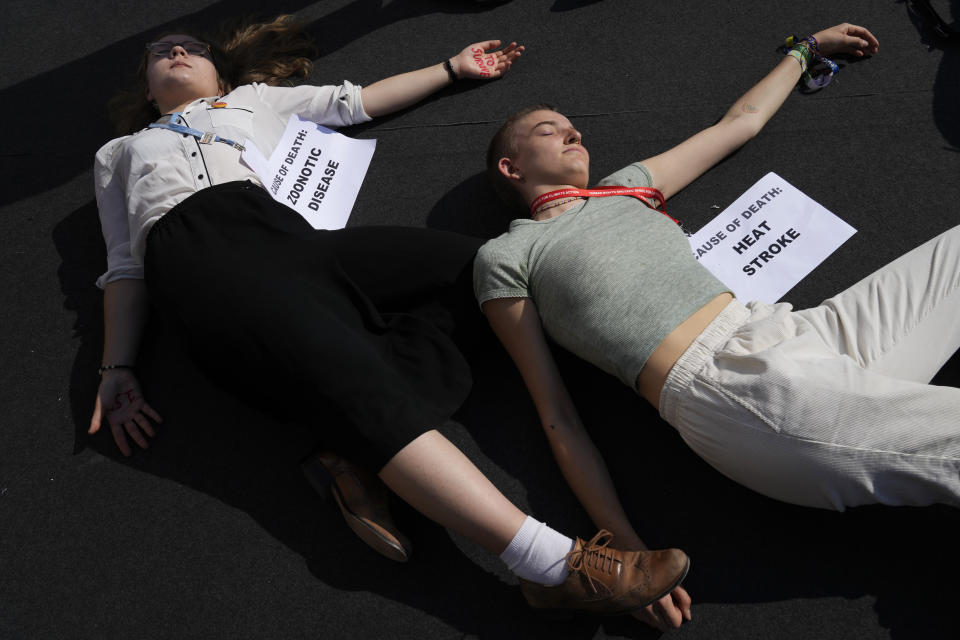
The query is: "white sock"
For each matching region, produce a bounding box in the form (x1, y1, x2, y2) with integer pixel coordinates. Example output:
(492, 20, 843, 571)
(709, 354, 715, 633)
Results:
(500, 516, 575, 586)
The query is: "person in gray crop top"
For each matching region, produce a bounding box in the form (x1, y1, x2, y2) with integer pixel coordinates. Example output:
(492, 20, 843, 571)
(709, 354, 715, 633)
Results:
(479, 22, 960, 631)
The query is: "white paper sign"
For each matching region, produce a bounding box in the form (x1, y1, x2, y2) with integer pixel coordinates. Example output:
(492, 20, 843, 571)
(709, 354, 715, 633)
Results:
(688, 172, 855, 303)
(242, 115, 376, 230)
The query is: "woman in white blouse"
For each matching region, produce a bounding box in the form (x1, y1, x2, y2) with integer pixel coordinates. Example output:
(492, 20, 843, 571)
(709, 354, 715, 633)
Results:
(86, 16, 692, 622)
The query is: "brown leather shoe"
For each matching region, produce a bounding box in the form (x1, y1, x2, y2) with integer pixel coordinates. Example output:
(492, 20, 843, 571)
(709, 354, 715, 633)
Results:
(300, 451, 412, 562)
(519, 530, 689, 616)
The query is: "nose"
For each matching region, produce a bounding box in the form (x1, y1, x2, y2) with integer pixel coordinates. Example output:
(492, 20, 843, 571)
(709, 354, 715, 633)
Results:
(168, 44, 188, 58)
(565, 130, 581, 145)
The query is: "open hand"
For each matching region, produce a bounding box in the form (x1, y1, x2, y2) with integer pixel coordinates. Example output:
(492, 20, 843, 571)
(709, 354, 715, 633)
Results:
(451, 40, 524, 80)
(89, 368, 162, 456)
(632, 585, 693, 631)
(812, 23, 879, 57)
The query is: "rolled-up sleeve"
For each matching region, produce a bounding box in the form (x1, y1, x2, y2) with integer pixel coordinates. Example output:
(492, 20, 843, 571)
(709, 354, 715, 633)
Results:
(473, 239, 530, 308)
(94, 139, 143, 288)
(255, 81, 372, 128)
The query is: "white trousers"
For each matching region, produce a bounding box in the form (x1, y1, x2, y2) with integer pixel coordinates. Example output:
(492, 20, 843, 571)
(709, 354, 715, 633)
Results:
(659, 225, 960, 510)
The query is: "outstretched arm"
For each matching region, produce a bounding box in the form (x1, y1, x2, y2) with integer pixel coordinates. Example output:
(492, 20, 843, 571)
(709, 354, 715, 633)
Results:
(643, 23, 878, 199)
(360, 40, 523, 118)
(483, 297, 691, 630)
(483, 298, 639, 542)
(89, 278, 162, 456)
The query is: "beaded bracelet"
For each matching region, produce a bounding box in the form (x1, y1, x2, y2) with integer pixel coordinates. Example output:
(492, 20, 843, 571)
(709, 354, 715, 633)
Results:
(98, 364, 134, 376)
(779, 35, 839, 92)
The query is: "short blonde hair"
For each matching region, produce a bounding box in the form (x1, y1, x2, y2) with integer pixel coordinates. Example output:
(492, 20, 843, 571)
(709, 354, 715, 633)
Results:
(486, 103, 555, 210)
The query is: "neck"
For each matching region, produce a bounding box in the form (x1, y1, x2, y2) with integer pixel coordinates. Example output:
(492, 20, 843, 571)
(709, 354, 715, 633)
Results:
(526, 183, 584, 221)
(158, 97, 207, 116)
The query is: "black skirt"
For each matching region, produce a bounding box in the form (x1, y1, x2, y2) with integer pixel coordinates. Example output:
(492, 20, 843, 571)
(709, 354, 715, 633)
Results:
(143, 181, 481, 469)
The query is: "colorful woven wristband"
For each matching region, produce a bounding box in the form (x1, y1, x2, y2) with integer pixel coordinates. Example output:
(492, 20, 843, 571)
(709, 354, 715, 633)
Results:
(779, 34, 838, 92)
(785, 43, 811, 73)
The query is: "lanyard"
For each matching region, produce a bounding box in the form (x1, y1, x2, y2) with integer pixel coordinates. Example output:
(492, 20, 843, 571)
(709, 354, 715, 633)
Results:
(148, 111, 246, 151)
(530, 186, 679, 225)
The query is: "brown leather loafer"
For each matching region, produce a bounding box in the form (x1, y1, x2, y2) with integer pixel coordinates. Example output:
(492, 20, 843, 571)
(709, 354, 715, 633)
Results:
(519, 530, 689, 615)
(300, 451, 412, 562)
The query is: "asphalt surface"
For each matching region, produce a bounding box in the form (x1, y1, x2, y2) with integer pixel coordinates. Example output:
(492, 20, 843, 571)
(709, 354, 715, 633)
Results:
(2, 1, 959, 638)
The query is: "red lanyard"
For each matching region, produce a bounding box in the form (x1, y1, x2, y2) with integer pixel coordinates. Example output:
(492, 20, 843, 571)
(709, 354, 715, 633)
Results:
(530, 186, 678, 225)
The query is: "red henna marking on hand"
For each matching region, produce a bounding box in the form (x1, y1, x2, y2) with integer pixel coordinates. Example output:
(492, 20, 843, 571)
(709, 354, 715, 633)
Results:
(110, 388, 139, 413)
(472, 48, 491, 77)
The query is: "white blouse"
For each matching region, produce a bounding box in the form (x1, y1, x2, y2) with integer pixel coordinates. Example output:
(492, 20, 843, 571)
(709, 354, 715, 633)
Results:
(94, 81, 371, 288)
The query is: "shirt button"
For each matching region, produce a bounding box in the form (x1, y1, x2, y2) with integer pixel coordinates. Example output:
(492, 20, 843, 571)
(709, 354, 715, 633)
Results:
(182, 133, 188, 138)
(198, 174, 204, 180)
(191, 151, 197, 157)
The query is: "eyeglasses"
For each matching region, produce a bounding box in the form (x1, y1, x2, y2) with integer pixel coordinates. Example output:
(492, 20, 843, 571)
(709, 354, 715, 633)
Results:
(146, 41, 211, 57)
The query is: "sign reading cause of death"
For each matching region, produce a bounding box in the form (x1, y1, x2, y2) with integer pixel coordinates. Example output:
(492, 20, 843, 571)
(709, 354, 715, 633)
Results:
(687, 172, 856, 303)
(242, 115, 376, 230)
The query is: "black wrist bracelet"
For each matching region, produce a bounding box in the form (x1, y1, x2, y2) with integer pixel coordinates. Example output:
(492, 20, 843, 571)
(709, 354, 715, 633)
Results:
(98, 364, 133, 376)
(443, 58, 458, 82)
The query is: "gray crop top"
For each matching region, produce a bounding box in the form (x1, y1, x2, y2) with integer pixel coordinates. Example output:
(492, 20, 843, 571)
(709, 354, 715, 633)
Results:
(473, 162, 729, 388)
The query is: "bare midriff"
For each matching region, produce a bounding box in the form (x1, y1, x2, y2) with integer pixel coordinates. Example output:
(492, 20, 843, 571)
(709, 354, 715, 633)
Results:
(636, 292, 734, 409)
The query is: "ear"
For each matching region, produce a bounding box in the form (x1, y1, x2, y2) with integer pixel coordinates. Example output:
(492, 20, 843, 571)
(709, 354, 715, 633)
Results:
(497, 157, 522, 182)
(145, 86, 153, 101)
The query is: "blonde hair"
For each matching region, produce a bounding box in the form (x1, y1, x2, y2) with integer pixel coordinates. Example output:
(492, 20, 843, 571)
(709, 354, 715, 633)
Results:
(486, 103, 555, 210)
(108, 14, 315, 135)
